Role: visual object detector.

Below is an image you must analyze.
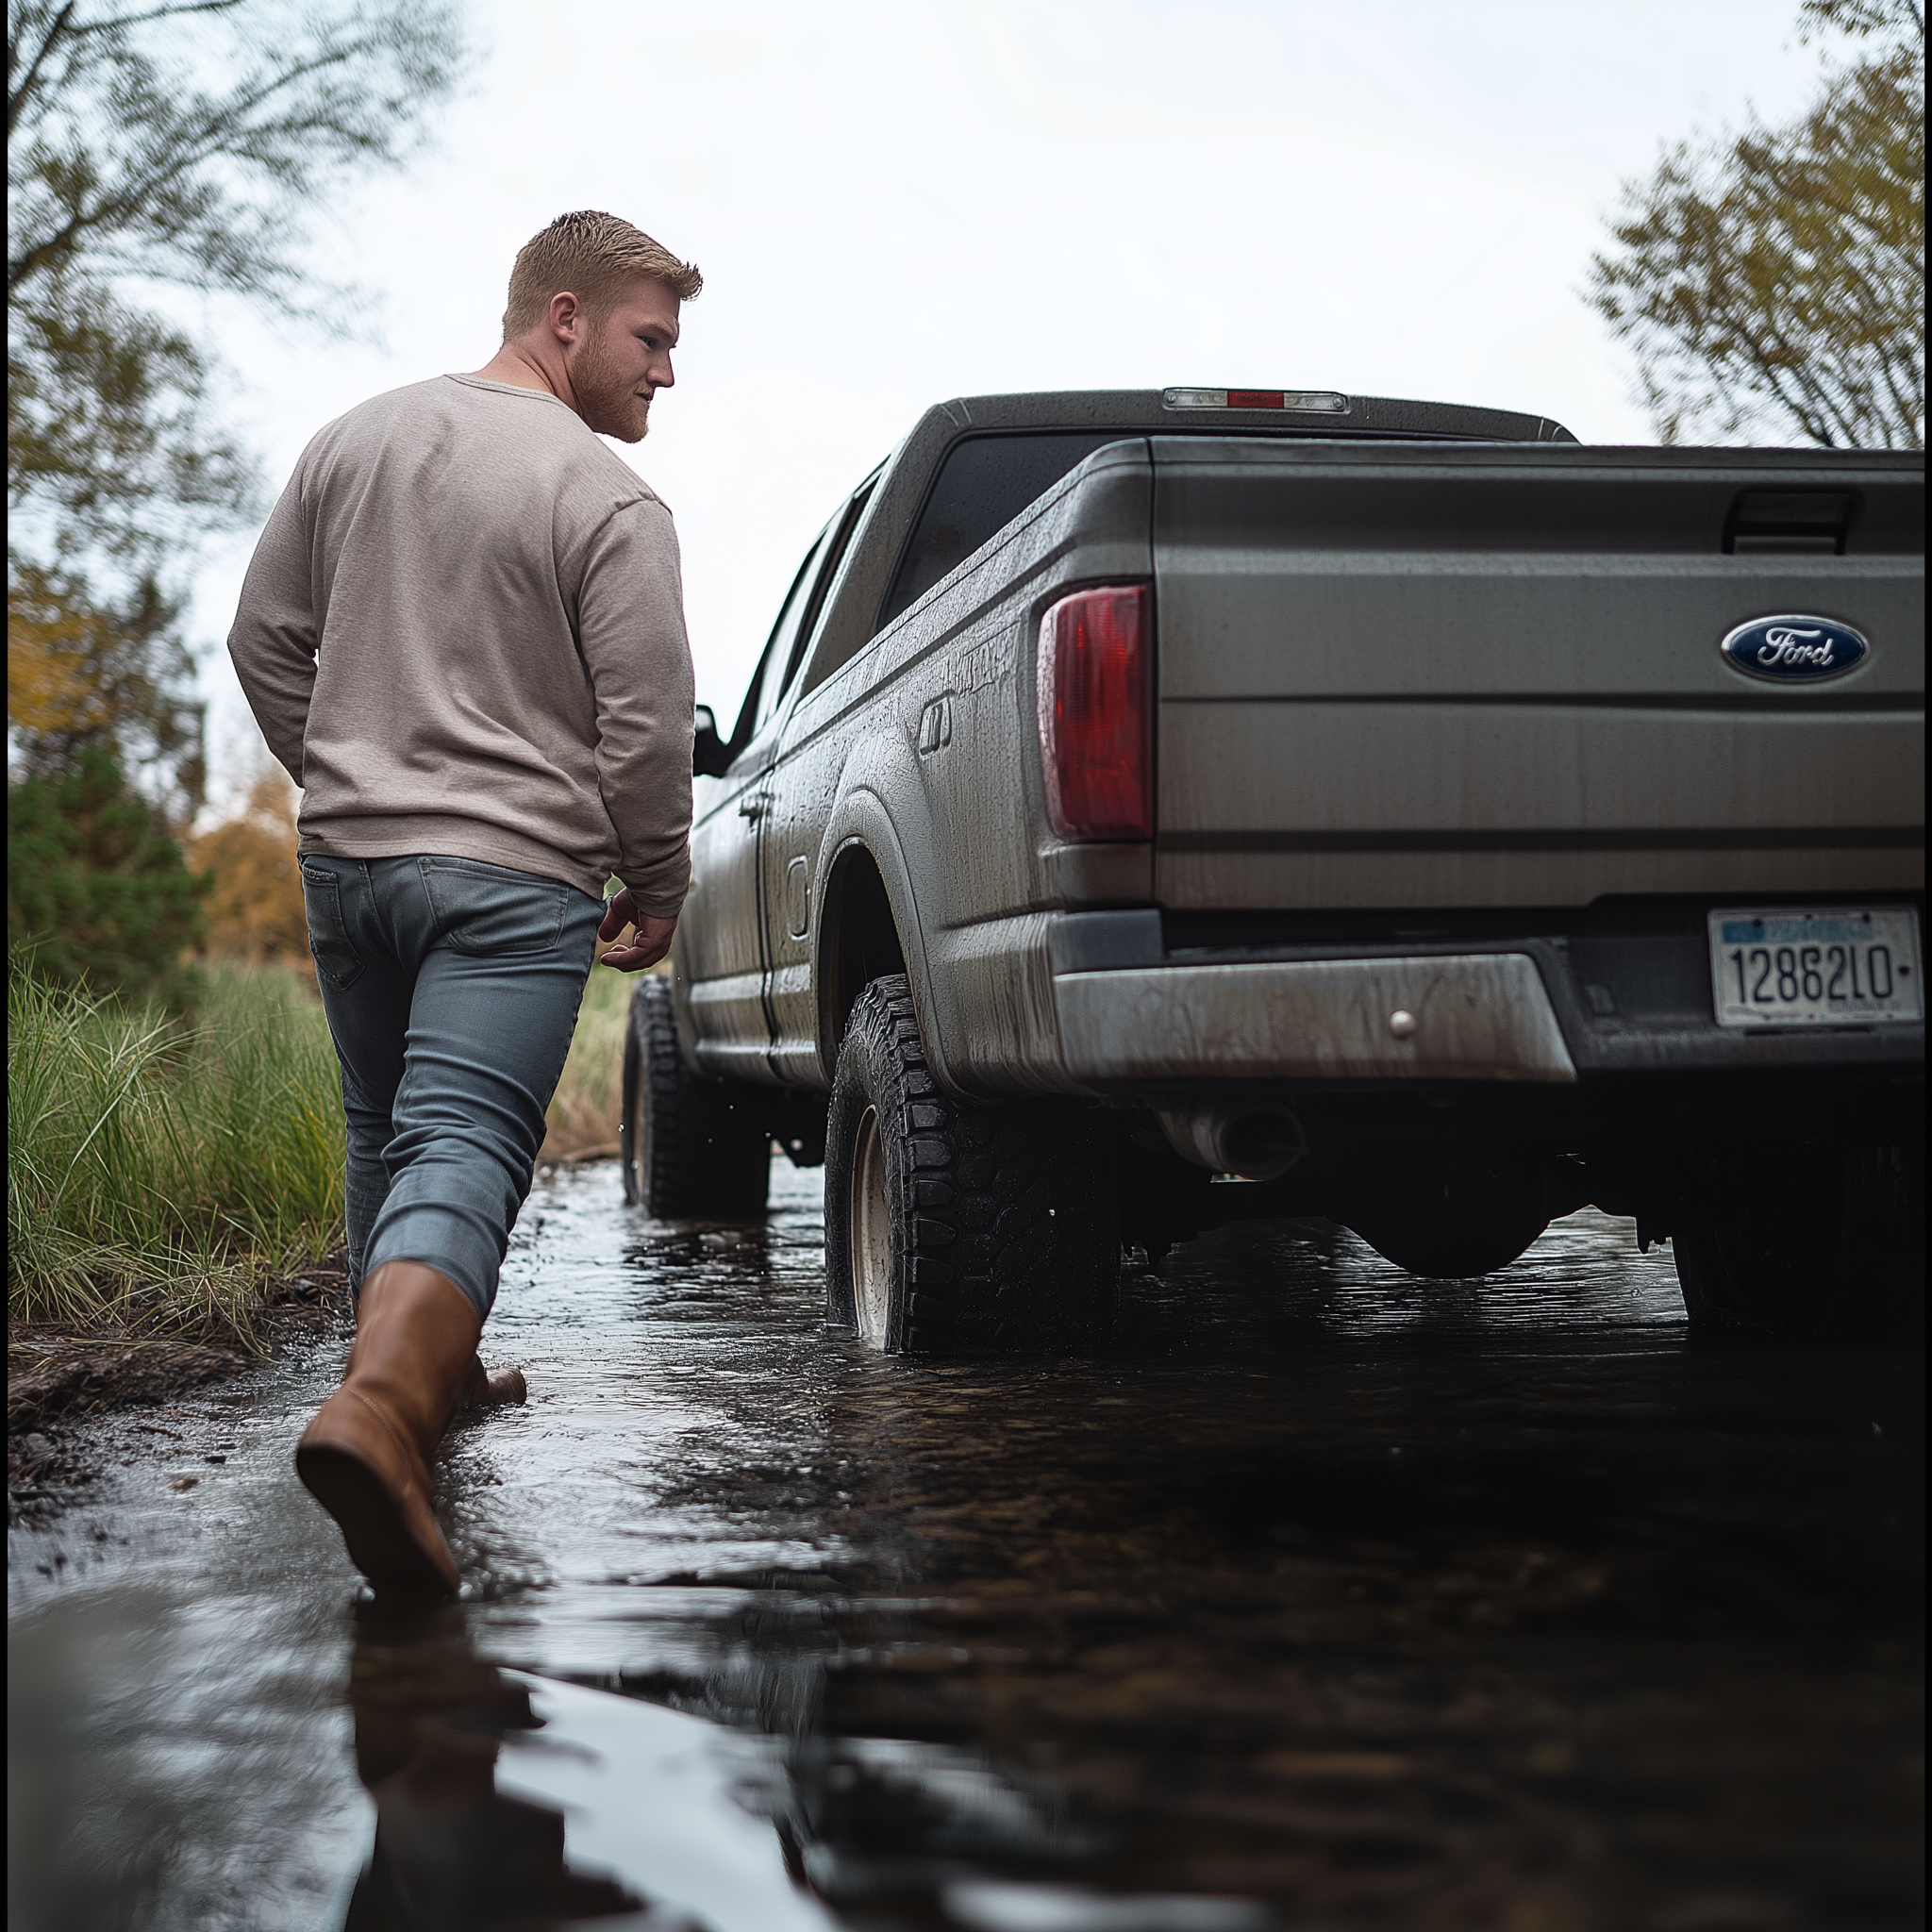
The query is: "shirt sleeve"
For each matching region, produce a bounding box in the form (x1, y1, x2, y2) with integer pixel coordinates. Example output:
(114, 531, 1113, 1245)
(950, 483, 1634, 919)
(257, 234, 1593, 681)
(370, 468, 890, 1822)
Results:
(575, 497, 696, 919)
(225, 470, 319, 788)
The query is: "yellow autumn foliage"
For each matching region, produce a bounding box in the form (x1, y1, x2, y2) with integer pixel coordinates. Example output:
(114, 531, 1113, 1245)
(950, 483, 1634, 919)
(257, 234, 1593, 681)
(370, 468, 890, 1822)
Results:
(8, 568, 126, 741)
(189, 770, 310, 965)
(8, 612, 97, 737)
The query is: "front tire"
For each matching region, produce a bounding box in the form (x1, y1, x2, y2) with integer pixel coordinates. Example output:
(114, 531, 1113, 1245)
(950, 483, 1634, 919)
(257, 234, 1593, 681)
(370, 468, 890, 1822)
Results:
(824, 975, 1118, 1355)
(620, 976, 771, 1218)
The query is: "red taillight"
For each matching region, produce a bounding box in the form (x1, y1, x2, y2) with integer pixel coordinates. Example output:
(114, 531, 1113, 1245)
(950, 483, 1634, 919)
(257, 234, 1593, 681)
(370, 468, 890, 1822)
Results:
(1037, 584, 1152, 841)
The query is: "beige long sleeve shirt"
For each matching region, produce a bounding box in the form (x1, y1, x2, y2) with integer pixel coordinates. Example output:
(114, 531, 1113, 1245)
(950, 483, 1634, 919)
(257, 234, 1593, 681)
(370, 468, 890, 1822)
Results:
(227, 374, 694, 915)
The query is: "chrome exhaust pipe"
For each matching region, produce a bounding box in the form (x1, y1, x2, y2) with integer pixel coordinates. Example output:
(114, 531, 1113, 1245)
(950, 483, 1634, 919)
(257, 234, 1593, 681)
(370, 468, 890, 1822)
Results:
(1157, 1106, 1307, 1182)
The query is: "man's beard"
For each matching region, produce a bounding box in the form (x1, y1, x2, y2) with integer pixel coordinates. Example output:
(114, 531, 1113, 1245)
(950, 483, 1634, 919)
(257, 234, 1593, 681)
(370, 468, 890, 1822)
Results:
(569, 329, 648, 442)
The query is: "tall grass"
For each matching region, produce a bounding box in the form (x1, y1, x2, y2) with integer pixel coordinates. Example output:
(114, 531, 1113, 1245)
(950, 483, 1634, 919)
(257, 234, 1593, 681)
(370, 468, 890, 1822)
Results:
(540, 962, 636, 1160)
(8, 962, 345, 1345)
(8, 955, 639, 1343)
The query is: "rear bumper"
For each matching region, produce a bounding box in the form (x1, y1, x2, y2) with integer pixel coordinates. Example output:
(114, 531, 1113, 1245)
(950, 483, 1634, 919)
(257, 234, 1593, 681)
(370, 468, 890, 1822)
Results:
(1056, 953, 1578, 1083)
(1044, 909, 1925, 1088)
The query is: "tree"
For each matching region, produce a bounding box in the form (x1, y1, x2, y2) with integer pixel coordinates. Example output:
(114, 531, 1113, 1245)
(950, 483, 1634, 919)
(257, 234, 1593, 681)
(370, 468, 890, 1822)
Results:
(8, 742, 208, 1006)
(1589, 0, 1924, 447)
(189, 765, 308, 964)
(8, 560, 203, 810)
(8, 0, 466, 809)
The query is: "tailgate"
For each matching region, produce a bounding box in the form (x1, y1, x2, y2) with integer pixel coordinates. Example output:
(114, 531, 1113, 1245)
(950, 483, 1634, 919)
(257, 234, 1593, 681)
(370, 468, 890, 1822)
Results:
(1152, 442, 1924, 908)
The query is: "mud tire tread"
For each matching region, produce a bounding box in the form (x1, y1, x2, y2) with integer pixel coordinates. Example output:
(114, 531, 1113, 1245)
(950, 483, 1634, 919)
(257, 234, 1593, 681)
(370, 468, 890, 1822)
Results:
(825, 975, 1117, 1356)
(622, 976, 770, 1218)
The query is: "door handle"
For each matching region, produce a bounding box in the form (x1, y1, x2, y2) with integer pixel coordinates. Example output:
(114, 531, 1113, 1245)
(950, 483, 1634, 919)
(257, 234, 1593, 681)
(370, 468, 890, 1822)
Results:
(738, 792, 769, 820)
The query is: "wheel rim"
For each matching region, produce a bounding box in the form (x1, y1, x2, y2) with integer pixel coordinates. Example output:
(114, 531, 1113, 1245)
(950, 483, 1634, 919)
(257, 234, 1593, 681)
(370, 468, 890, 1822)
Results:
(850, 1104, 892, 1346)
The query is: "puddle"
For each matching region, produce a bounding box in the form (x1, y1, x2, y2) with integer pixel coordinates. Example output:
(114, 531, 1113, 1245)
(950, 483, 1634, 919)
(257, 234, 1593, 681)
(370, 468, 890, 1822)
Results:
(8, 1161, 1923, 1929)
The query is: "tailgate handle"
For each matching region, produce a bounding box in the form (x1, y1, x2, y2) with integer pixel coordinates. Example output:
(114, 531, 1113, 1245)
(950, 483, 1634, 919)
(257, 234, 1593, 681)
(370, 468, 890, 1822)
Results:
(1724, 490, 1855, 556)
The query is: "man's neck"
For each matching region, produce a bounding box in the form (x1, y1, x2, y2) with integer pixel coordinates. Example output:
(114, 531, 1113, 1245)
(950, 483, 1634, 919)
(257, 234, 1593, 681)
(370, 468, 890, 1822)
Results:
(468, 343, 562, 398)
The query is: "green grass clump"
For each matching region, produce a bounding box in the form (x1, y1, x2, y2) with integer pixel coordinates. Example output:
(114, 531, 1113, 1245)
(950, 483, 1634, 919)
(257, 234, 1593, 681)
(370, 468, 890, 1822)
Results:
(8, 959, 345, 1346)
(9, 952, 643, 1344)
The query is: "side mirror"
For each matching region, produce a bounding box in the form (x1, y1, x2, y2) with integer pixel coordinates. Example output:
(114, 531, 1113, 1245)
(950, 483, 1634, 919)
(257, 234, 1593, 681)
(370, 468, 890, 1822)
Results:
(692, 704, 733, 777)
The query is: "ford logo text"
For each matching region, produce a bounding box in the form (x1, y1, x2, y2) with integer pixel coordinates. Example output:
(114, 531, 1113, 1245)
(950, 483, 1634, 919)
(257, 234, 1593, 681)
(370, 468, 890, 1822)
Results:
(1719, 614, 1869, 683)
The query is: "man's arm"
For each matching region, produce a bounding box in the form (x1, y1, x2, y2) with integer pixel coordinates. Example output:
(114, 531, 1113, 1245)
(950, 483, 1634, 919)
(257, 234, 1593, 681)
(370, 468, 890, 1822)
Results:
(575, 498, 696, 968)
(226, 474, 319, 786)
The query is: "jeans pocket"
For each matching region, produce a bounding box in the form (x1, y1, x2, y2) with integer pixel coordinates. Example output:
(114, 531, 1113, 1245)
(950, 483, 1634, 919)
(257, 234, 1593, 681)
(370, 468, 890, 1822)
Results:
(420, 858, 573, 957)
(301, 866, 364, 990)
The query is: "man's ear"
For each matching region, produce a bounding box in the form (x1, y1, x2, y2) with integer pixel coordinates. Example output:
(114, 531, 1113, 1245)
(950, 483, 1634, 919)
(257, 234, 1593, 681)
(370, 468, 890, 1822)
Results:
(547, 291, 584, 343)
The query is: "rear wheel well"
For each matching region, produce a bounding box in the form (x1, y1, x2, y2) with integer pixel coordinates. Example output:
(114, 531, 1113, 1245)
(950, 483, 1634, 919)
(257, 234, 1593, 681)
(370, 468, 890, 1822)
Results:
(822, 845, 907, 1055)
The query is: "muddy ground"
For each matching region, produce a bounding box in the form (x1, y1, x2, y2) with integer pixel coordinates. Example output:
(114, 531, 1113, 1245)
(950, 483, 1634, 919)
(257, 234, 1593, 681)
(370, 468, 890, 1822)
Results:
(6, 1255, 352, 1528)
(8, 1160, 1923, 1932)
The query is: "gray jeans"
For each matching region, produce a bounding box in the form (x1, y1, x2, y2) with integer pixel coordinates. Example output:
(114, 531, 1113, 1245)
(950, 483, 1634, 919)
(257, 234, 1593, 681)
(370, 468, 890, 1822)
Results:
(300, 854, 605, 1321)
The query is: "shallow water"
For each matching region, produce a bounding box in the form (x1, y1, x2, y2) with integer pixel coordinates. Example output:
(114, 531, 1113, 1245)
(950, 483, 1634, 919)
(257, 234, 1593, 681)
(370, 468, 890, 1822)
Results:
(8, 1160, 1923, 1930)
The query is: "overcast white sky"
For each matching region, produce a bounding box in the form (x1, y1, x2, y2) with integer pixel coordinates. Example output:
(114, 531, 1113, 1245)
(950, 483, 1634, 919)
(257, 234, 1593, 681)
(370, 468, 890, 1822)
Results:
(192, 0, 1842, 809)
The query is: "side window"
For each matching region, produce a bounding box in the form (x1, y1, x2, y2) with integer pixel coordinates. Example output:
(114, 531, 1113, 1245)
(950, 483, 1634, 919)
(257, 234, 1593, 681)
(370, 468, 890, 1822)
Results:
(728, 523, 835, 757)
(725, 469, 884, 761)
(765, 467, 892, 718)
(787, 475, 878, 686)
(754, 562, 816, 732)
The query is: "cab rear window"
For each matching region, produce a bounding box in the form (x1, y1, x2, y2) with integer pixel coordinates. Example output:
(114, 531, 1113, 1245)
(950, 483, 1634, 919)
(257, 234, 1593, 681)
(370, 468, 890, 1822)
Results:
(874, 419, 1509, 638)
(877, 431, 1137, 631)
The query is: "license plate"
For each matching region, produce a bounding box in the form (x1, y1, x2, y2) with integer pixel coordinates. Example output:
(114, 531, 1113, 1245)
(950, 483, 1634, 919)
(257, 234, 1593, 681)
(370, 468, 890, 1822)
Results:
(1708, 907, 1924, 1027)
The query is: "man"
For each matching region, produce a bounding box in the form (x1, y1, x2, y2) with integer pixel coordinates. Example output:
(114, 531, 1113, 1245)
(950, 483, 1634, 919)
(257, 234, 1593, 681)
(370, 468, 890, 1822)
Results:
(228, 210, 701, 1595)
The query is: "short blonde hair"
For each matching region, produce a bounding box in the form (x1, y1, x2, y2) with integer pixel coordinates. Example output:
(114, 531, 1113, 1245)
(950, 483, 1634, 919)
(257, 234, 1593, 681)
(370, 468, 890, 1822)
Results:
(503, 210, 702, 337)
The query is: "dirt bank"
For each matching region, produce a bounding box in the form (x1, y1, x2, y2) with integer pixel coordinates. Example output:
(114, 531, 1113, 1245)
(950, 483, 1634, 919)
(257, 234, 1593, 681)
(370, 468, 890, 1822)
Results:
(8, 1254, 353, 1526)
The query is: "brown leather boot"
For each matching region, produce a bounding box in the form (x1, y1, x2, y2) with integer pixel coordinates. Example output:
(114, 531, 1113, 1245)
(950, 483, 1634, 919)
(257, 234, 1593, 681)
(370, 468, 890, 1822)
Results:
(460, 1357, 527, 1408)
(295, 1261, 482, 1596)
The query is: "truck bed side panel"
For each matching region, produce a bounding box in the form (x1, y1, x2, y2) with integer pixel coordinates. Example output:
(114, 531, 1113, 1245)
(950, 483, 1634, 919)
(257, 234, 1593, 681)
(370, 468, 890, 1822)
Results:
(765, 444, 1154, 1093)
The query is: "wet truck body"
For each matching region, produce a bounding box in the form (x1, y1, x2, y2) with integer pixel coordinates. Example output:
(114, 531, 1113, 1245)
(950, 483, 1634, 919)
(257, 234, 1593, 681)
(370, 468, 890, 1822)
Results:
(625, 389, 1924, 1348)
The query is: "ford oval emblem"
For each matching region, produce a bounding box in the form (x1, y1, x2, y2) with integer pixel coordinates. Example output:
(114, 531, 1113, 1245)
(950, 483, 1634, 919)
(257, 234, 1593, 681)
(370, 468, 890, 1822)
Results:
(1720, 613, 1869, 682)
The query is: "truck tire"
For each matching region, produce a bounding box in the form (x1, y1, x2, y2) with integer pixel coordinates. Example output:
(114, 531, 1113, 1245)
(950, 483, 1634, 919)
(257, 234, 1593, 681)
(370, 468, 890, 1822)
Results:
(620, 975, 771, 1218)
(824, 975, 1118, 1355)
(1672, 1138, 1924, 1339)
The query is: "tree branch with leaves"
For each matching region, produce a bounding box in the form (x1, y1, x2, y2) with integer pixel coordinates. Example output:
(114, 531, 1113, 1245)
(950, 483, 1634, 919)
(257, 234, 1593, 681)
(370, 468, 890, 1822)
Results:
(1589, 0, 1924, 448)
(7, 0, 467, 821)
(8, 0, 465, 998)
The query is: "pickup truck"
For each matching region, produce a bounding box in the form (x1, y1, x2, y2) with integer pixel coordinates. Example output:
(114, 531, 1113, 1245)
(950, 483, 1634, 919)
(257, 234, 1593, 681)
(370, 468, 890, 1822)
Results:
(620, 387, 1924, 1350)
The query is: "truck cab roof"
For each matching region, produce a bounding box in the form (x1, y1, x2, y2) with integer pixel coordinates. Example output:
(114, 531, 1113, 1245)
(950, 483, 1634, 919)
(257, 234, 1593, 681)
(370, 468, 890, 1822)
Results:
(921, 388, 1578, 444)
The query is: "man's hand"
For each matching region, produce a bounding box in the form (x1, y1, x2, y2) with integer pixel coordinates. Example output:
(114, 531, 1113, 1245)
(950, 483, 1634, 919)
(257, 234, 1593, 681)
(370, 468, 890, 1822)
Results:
(598, 889, 676, 971)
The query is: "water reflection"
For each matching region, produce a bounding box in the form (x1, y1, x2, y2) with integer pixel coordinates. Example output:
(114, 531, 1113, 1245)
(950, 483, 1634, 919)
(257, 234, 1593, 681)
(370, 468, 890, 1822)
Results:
(341, 1603, 640, 1929)
(7, 1162, 1923, 1930)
